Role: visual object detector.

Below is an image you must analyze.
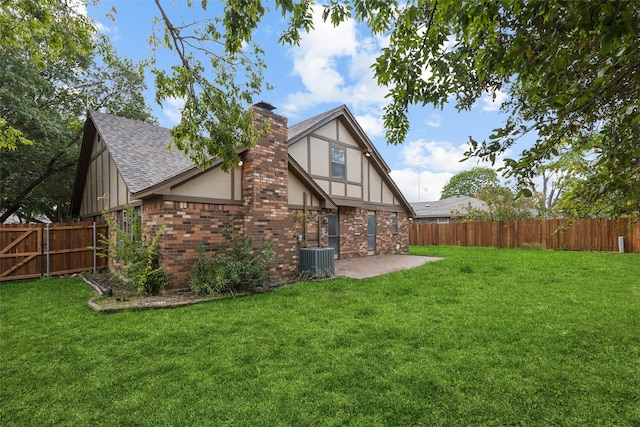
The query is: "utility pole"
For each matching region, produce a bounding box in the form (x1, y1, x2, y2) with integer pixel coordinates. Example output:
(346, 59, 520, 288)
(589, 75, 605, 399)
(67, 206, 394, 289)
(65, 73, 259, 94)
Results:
(417, 165, 426, 201)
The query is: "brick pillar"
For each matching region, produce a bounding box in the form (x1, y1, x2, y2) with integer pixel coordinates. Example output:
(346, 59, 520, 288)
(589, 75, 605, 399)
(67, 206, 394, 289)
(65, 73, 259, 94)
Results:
(241, 103, 297, 278)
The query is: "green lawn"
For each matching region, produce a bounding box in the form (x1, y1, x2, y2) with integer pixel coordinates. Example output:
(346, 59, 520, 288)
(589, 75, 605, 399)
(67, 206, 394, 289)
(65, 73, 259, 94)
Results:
(1, 246, 639, 426)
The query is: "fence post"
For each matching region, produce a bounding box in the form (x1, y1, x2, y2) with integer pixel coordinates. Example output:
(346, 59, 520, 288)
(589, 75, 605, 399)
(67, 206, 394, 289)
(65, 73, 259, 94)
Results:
(618, 236, 625, 253)
(45, 223, 50, 276)
(92, 222, 97, 274)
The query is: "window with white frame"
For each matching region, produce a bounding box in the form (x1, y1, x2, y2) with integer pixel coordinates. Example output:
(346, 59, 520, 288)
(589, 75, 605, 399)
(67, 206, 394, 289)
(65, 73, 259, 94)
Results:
(331, 146, 345, 180)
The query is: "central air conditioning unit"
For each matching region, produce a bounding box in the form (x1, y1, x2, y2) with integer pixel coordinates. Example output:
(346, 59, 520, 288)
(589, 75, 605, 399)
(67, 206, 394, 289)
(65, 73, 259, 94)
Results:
(299, 247, 335, 278)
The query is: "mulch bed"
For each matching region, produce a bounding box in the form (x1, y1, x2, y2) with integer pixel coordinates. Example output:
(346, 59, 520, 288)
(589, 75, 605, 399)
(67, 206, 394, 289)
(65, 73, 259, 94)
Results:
(81, 273, 288, 312)
(82, 273, 225, 312)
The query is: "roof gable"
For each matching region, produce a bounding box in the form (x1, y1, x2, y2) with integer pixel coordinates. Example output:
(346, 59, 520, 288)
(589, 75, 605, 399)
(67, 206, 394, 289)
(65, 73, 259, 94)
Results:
(88, 110, 195, 193)
(287, 105, 414, 216)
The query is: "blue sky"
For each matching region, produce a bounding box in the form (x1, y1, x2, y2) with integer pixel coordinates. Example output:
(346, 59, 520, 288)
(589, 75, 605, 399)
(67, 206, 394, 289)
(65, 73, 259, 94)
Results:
(87, 0, 518, 202)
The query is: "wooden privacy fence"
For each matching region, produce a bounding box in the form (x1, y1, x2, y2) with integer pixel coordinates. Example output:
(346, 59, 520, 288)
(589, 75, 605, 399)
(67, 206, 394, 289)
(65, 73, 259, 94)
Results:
(0, 221, 108, 282)
(409, 218, 640, 253)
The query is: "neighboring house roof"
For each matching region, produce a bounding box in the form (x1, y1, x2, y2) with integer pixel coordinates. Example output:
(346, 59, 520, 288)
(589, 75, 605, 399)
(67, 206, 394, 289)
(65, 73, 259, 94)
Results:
(410, 195, 487, 219)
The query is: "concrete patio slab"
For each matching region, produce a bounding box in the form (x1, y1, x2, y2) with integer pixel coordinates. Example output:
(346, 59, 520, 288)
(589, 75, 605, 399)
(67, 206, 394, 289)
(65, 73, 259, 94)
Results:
(334, 254, 443, 279)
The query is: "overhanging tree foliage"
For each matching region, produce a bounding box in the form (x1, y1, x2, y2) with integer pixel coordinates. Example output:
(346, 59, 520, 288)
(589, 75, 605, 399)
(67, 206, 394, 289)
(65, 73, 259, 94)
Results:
(149, 0, 639, 217)
(1, 1, 154, 223)
(0, 0, 94, 150)
(440, 167, 499, 199)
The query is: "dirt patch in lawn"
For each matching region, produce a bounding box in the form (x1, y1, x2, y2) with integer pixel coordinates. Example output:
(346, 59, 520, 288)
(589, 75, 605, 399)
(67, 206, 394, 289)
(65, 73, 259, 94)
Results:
(82, 273, 265, 312)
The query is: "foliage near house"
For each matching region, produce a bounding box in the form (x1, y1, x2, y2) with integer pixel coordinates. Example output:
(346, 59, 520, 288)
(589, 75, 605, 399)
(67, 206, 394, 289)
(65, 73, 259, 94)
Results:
(189, 234, 276, 296)
(0, 0, 154, 223)
(145, 0, 640, 218)
(2, 247, 639, 425)
(97, 206, 170, 295)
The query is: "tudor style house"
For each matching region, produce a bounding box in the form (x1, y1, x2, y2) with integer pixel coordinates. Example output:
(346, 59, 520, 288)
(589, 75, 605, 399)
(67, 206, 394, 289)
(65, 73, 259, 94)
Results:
(71, 103, 414, 285)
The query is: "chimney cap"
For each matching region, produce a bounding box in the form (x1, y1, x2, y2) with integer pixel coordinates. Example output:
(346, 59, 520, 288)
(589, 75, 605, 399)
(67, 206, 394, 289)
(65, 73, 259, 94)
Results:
(253, 101, 276, 111)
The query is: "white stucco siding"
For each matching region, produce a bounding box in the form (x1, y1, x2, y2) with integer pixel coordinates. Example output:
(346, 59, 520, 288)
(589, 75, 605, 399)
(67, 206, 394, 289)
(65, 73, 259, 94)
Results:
(315, 178, 330, 194)
(172, 167, 233, 200)
(346, 147, 362, 183)
(288, 172, 319, 207)
(347, 184, 362, 198)
(382, 182, 394, 204)
(331, 181, 346, 197)
(309, 137, 329, 177)
(369, 167, 382, 203)
(314, 120, 337, 139)
(288, 138, 308, 171)
(338, 121, 358, 147)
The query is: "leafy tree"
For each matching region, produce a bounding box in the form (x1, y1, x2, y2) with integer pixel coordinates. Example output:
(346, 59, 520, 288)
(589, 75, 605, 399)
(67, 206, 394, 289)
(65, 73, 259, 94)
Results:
(458, 185, 538, 222)
(532, 137, 593, 218)
(149, 0, 268, 172)
(0, 0, 94, 150)
(0, 1, 154, 223)
(440, 167, 498, 199)
(147, 0, 639, 217)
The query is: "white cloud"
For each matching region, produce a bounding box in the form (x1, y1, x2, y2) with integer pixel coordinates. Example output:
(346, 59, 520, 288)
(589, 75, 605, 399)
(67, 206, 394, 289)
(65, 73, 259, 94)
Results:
(69, 0, 88, 16)
(281, 6, 388, 118)
(390, 168, 453, 202)
(390, 137, 510, 201)
(160, 97, 184, 126)
(355, 113, 385, 137)
(479, 89, 508, 112)
(425, 114, 442, 128)
(399, 139, 470, 173)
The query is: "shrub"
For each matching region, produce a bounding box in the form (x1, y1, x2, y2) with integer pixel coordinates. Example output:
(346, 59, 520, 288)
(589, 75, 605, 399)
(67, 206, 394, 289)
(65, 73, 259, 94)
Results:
(189, 234, 276, 296)
(96, 205, 171, 295)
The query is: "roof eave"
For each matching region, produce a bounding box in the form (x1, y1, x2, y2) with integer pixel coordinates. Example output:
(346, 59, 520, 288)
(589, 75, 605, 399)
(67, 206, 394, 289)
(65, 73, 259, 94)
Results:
(70, 112, 97, 218)
(288, 155, 337, 210)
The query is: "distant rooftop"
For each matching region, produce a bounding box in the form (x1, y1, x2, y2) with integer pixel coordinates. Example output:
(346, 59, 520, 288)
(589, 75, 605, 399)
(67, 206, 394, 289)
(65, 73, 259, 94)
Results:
(410, 195, 487, 218)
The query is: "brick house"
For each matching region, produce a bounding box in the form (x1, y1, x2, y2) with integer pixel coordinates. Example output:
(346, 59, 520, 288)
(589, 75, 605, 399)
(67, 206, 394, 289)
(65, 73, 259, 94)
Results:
(71, 103, 414, 285)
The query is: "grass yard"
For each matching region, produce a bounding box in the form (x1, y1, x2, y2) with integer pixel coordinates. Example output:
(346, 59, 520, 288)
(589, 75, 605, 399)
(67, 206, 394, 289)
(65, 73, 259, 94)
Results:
(1, 246, 639, 426)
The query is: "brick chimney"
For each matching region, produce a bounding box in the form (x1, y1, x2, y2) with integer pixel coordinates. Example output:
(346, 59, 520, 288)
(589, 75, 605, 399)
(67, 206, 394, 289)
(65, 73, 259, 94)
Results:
(241, 102, 297, 277)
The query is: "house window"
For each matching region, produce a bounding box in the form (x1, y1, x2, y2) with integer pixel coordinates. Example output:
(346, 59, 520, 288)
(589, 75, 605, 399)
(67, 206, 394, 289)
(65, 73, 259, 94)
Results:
(437, 217, 450, 224)
(331, 146, 345, 179)
(116, 207, 141, 262)
(391, 213, 398, 234)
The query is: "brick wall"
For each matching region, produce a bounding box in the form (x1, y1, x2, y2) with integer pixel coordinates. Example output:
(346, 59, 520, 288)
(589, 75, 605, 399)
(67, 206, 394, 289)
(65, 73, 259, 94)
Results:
(376, 211, 410, 254)
(142, 199, 242, 286)
(100, 104, 412, 287)
(241, 105, 298, 278)
(294, 209, 327, 248)
(337, 208, 409, 259)
(338, 207, 369, 258)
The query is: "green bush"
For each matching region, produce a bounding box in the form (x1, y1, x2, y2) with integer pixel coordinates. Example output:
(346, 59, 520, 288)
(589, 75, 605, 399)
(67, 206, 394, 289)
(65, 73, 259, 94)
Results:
(97, 205, 171, 295)
(189, 234, 276, 296)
